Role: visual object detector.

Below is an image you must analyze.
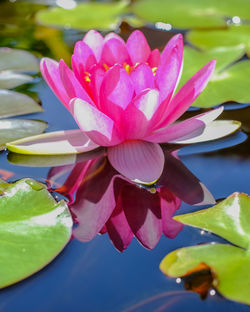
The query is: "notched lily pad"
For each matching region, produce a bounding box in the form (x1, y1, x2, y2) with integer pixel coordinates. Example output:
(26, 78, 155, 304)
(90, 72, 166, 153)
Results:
(0, 119, 47, 150)
(36, 1, 129, 31)
(0, 89, 43, 118)
(180, 46, 250, 107)
(0, 47, 39, 73)
(132, 0, 250, 29)
(0, 178, 72, 288)
(160, 192, 250, 305)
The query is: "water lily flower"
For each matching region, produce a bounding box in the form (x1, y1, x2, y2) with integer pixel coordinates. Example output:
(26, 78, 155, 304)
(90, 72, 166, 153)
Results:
(8, 30, 226, 184)
(48, 149, 214, 251)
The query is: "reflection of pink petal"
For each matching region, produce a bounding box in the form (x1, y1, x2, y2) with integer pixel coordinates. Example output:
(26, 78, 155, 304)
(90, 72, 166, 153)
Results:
(158, 151, 215, 205)
(121, 184, 162, 249)
(126, 30, 151, 65)
(130, 64, 154, 95)
(106, 182, 134, 251)
(163, 60, 216, 126)
(107, 140, 164, 183)
(70, 98, 123, 146)
(160, 188, 183, 238)
(100, 38, 130, 67)
(83, 30, 104, 62)
(71, 158, 117, 241)
(40, 58, 70, 109)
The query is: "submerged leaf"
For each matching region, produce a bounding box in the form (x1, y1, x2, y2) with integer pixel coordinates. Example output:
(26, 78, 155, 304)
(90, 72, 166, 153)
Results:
(0, 89, 43, 118)
(36, 1, 129, 31)
(180, 46, 250, 107)
(160, 193, 250, 305)
(0, 119, 47, 150)
(132, 0, 250, 29)
(0, 178, 72, 288)
(0, 47, 39, 73)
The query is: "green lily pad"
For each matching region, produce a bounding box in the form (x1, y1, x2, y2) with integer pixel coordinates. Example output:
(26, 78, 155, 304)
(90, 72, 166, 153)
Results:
(0, 119, 47, 150)
(0, 48, 39, 73)
(132, 0, 250, 29)
(187, 25, 250, 56)
(0, 89, 43, 118)
(179, 46, 250, 107)
(0, 178, 72, 288)
(160, 192, 250, 305)
(0, 71, 33, 89)
(36, 1, 129, 31)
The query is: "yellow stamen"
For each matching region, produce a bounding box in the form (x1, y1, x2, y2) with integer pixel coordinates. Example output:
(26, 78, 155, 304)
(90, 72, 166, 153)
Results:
(84, 71, 91, 83)
(103, 63, 110, 71)
(152, 67, 157, 75)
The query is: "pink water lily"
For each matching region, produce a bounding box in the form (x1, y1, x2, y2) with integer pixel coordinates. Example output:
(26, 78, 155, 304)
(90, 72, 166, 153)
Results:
(41, 29, 221, 183)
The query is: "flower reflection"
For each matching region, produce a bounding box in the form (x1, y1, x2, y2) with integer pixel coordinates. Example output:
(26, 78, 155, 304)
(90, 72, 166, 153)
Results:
(48, 148, 214, 251)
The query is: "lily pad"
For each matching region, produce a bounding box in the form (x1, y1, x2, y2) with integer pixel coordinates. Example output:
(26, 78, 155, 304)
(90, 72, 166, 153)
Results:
(160, 192, 250, 305)
(132, 0, 250, 29)
(0, 47, 39, 73)
(0, 89, 43, 118)
(179, 46, 250, 107)
(187, 25, 250, 56)
(36, 1, 129, 31)
(0, 119, 47, 150)
(0, 178, 72, 288)
(0, 71, 33, 89)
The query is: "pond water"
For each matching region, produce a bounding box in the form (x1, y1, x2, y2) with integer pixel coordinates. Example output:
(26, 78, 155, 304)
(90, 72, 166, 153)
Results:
(0, 0, 250, 311)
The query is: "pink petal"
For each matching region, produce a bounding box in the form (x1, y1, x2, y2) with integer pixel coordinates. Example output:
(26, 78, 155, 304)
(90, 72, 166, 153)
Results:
(146, 106, 223, 143)
(130, 64, 154, 94)
(107, 140, 164, 184)
(71, 157, 117, 241)
(59, 59, 94, 105)
(163, 60, 216, 126)
(158, 151, 215, 205)
(100, 64, 134, 123)
(126, 30, 151, 65)
(104, 32, 125, 43)
(40, 58, 70, 109)
(121, 184, 162, 249)
(83, 30, 104, 62)
(88, 64, 106, 106)
(100, 38, 130, 66)
(106, 184, 134, 251)
(155, 34, 183, 105)
(160, 188, 183, 238)
(122, 89, 160, 139)
(71, 41, 97, 83)
(70, 97, 123, 146)
(148, 49, 161, 68)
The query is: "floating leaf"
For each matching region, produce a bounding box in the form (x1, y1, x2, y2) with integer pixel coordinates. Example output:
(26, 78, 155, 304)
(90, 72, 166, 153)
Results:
(132, 0, 250, 29)
(6, 129, 99, 155)
(0, 178, 72, 288)
(0, 119, 47, 150)
(0, 71, 33, 89)
(187, 25, 250, 56)
(179, 46, 250, 107)
(36, 1, 129, 31)
(0, 47, 39, 73)
(0, 89, 43, 118)
(160, 193, 250, 305)
(173, 120, 241, 144)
